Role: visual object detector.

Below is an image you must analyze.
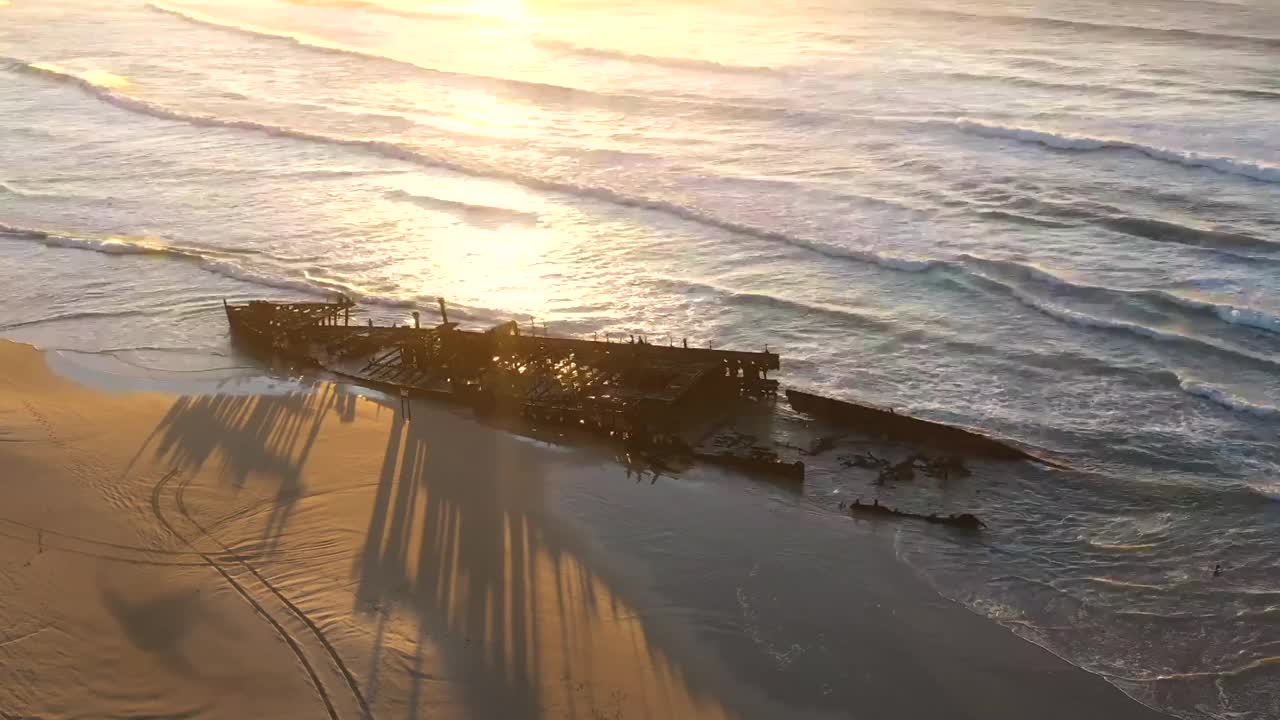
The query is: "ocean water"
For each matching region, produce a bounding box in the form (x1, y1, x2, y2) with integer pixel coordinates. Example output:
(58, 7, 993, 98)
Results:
(2, 0, 1278, 717)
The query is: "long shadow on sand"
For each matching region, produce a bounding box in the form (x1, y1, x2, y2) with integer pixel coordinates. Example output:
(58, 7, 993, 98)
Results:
(131, 385, 359, 550)
(132, 385, 750, 720)
(353, 404, 753, 720)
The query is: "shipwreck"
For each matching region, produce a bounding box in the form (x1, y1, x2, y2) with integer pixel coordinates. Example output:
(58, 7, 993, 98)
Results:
(223, 295, 1046, 484)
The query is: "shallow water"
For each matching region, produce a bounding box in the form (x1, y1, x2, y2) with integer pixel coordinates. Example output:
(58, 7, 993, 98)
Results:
(2, 1, 1278, 717)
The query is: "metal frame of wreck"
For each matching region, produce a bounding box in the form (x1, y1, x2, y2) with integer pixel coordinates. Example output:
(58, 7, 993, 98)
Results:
(224, 296, 781, 449)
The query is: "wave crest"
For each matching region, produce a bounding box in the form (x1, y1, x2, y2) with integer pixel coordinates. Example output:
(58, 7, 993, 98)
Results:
(1178, 376, 1280, 419)
(962, 254, 1280, 339)
(282, 0, 500, 23)
(951, 120, 1280, 184)
(0, 223, 509, 323)
(145, 1, 692, 112)
(1099, 215, 1280, 254)
(383, 190, 538, 225)
(647, 276, 892, 330)
(1149, 292, 1280, 336)
(0, 181, 62, 199)
(8, 57, 945, 276)
(534, 38, 777, 75)
(909, 8, 1280, 51)
(0, 309, 155, 332)
(960, 267, 1280, 371)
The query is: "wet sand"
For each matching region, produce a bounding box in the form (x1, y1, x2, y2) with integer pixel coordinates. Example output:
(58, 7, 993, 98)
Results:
(0, 339, 1169, 719)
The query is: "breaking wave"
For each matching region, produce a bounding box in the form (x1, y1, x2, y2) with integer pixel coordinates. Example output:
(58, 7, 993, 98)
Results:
(1214, 86, 1280, 102)
(1150, 293, 1280, 336)
(960, 267, 1280, 373)
(0, 223, 365, 301)
(0, 181, 60, 198)
(146, 2, 617, 103)
(144, 1, 724, 114)
(282, 0, 501, 23)
(972, 209, 1074, 229)
(936, 71, 1167, 100)
(1177, 377, 1280, 419)
(907, 8, 1280, 51)
(12, 54, 1279, 398)
(14, 62, 1279, 352)
(383, 190, 538, 224)
(988, 280, 1280, 417)
(0, 309, 154, 332)
(647, 276, 893, 330)
(949, 120, 1280, 184)
(1099, 216, 1280, 254)
(953, 192, 1279, 262)
(8, 58, 942, 276)
(961, 254, 1280, 339)
(533, 38, 777, 75)
(0, 222, 492, 322)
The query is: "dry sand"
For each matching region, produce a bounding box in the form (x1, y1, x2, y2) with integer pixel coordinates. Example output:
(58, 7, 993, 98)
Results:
(0, 339, 1169, 720)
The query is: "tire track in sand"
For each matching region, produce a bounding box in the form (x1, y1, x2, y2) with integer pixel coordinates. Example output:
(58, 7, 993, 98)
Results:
(150, 468, 342, 720)
(0, 515, 350, 567)
(155, 469, 374, 719)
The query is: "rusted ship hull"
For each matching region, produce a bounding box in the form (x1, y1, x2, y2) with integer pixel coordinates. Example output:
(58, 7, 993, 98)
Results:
(786, 389, 1039, 462)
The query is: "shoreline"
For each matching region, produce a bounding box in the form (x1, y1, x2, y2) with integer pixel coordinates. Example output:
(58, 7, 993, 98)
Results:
(0, 338, 1172, 719)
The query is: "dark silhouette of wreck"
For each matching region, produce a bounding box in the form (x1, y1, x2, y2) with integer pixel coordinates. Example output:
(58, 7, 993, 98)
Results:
(224, 296, 799, 478)
(224, 296, 1043, 492)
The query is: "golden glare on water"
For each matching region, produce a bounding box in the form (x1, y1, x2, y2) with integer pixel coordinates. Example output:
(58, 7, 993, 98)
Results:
(30, 63, 132, 90)
(288, 0, 529, 20)
(450, 0, 527, 20)
(79, 69, 133, 89)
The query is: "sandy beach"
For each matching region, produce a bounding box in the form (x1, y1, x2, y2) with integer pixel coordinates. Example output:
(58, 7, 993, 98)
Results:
(0, 338, 1171, 720)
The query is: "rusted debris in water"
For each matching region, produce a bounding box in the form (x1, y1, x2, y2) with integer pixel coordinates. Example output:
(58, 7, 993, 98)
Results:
(806, 435, 838, 456)
(841, 451, 972, 484)
(787, 389, 1044, 464)
(693, 447, 805, 481)
(846, 498, 986, 530)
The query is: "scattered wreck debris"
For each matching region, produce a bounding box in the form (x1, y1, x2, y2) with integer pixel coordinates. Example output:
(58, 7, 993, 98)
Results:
(841, 450, 891, 471)
(845, 499, 986, 530)
(917, 454, 972, 480)
(787, 389, 1043, 463)
(839, 451, 972, 484)
(693, 447, 805, 481)
(807, 435, 838, 456)
(878, 458, 916, 485)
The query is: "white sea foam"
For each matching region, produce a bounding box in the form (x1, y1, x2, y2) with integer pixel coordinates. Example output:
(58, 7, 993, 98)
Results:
(961, 254, 1280, 338)
(145, 2, 627, 106)
(533, 38, 777, 75)
(951, 120, 1280, 184)
(1177, 376, 1280, 419)
(0, 181, 59, 198)
(967, 270, 1280, 372)
(0, 222, 375, 300)
(0, 223, 508, 321)
(11, 59, 949, 277)
(1150, 292, 1280, 336)
(383, 190, 538, 224)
